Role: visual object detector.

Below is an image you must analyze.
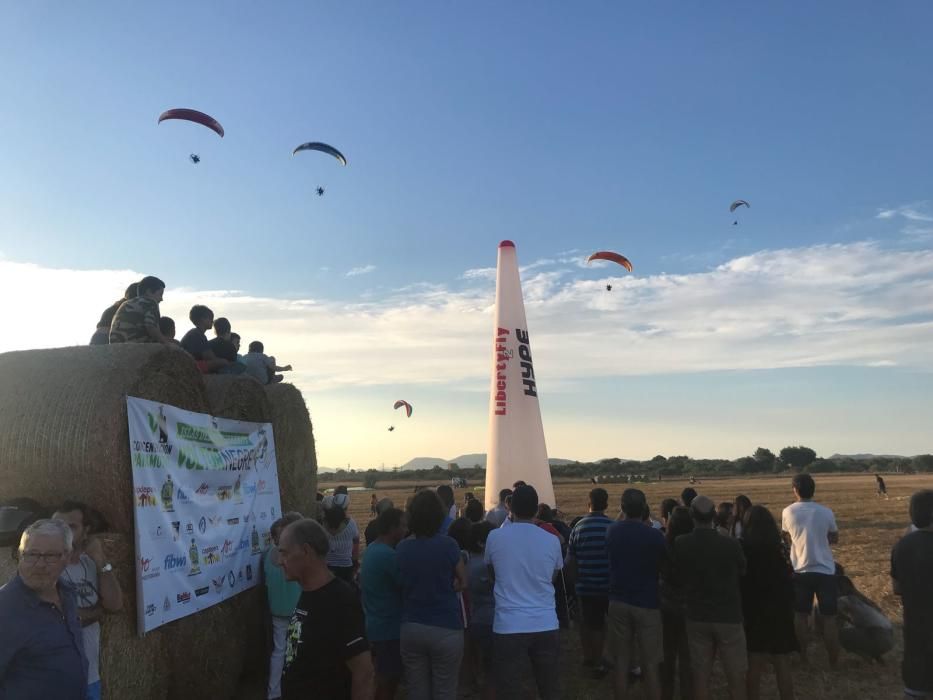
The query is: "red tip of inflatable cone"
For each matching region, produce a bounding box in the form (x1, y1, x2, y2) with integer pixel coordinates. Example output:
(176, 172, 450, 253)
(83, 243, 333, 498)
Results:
(499, 240, 515, 248)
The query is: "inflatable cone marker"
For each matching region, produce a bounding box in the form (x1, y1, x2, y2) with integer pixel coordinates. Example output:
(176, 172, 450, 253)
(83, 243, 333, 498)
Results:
(485, 240, 555, 510)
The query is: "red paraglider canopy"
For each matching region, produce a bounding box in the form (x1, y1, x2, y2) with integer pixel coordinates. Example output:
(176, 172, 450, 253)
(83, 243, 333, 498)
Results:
(586, 251, 633, 272)
(393, 400, 413, 418)
(158, 109, 225, 138)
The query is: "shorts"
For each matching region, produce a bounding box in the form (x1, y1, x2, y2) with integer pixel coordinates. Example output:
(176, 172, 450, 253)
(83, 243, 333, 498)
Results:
(578, 595, 609, 629)
(371, 639, 403, 679)
(686, 620, 748, 678)
(793, 572, 838, 615)
(608, 600, 662, 667)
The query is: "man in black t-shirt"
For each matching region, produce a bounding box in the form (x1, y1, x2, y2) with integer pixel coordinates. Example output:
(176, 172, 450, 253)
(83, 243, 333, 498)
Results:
(891, 490, 933, 700)
(208, 317, 246, 374)
(278, 518, 373, 700)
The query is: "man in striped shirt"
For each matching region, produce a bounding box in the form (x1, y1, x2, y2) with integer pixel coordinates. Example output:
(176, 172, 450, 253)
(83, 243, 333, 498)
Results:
(567, 488, 613, 675)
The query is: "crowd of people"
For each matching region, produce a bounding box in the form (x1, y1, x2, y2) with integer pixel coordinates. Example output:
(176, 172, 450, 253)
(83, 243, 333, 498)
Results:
(2, 477, 931, 700)
(90, 277, 292, 384)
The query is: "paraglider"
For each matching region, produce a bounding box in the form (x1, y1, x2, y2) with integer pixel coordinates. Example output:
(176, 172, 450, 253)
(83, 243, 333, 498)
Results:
(292, 142, 347, 166)
(586, 251, 632, 292)
(730, 199, 749, 225)
(586, 251, 634, 272)
(316, 186, 325, 197)
(189, 154, 200, 164)
(393, 400, 413, 418)
(158, 109, 225, 138)
(388, 426, 395, 432)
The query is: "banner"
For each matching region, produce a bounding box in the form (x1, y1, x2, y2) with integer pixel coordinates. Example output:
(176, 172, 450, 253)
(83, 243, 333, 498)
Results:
(127, 396, 282, 634)
(484, 240, 556, 509)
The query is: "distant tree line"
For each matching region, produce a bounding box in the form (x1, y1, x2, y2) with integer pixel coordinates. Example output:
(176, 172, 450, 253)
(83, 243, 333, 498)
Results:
(318, 447, 933, 486)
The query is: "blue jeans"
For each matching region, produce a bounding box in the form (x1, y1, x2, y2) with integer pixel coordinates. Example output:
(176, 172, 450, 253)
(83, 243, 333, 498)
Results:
(87, 681, 101, 700)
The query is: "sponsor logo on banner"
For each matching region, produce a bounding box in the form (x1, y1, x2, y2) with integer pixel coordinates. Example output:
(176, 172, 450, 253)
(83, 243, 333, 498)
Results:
(135, 487, 157, 508)
(171, 522, 181, 541)
(198, 517, 207, 534)
(250, 526, 261, 555)
(257, 480, 272, 496)
(176, 487, 192, 506)
(262, 532, 273, 549)
(201, 545, 221, 566)
(140, 556, 161, 580)
(238, 569, 244, 583)
(211, 577, 225, 593)
(145, 603, 156, 617)
(188, 539, 201, 576)
(208, 515, 223, 528)
(164, 553, 187, 572)
(160, 475, 175, 512)
(237, 537, 249, 553)
(244, 512, 254, 523)
(271, 506, 277, 519)
(177, 591, 191, 604)
(216, 486, 233, 502)
(233, 475, 243, 504)
(260, 511, 268, 521)
(226, 518, 240, 526)
(246, 564, 253, 582)
(184, 522, 195, 536)
(221, 539, 235, 558)
(195, 586, 210, 597)
(243, 482, 257, 498)
(149, 524, 167, 540)
(195, 483, 210, 495)
(227, 571, 236, 589)
(163, 596, 171, 612)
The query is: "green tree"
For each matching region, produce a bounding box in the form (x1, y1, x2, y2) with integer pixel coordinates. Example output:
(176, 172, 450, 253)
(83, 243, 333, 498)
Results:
(362, 471, 379, 489)
(753, 447, 776, 471)
(779, 446, 818, 470)
(912, 454, 933, 472)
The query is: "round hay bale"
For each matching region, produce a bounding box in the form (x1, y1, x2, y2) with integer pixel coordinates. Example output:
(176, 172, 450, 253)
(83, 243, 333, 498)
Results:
(98, 533, 170, 700)
(265, 383, 318, 518)
(0, 345, 209, 533)
(203, 375, 272, 423)
(163, 585, 267, 699)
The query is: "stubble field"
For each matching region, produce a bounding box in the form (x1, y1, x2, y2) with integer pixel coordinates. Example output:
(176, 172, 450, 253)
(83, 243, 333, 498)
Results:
(340, 472, 930, 699)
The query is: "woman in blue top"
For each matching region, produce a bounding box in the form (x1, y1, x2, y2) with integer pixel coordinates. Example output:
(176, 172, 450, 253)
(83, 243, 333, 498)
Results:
(263, 513, 303, 700)
(396, 489, 467, 700)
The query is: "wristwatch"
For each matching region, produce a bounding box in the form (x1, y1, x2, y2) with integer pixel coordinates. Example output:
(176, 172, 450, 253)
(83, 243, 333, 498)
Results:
(101, 563, 113, 573)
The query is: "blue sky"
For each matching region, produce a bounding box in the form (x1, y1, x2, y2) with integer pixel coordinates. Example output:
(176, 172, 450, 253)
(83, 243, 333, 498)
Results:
(1, 3, 932, 466)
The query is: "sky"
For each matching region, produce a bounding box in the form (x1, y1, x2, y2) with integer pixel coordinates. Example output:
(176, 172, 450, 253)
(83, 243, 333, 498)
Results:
(1, 3, 932, 468)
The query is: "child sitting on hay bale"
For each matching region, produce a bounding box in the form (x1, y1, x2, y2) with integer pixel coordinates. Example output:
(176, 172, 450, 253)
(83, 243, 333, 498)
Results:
(181, 305, 238, 374)
(243, 341, 292, 385)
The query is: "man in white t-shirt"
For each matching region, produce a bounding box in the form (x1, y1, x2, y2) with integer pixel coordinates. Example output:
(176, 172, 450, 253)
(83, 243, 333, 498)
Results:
(781, 473, 841, 668)
(485, 485, 563, 700)
(54, 502, 124, 700)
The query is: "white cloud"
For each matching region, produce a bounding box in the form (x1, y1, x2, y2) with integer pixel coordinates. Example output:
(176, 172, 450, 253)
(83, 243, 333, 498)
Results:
(461, 267, 496, 281)
(877, 202, 933, 223)
(345, 264, 376, 277)
(1, 240, 932, 397)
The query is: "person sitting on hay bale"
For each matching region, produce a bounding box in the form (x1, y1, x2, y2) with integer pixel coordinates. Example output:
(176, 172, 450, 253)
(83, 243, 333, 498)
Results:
(180, 304, 234, 374)
(243, 341, 293, 385)
(108, 276, 175, 346)
(90, 281, 137, 345)
(207, 317, 246, 375)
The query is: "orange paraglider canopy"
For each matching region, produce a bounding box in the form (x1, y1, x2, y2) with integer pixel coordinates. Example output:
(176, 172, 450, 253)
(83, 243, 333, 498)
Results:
(586, 251, 633, 272)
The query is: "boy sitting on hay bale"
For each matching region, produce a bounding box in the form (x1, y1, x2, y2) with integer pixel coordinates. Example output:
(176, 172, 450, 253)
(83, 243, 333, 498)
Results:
(243, 341, 293, 385)
(108, 276, 175, 347)
(181, 305, 239, 374)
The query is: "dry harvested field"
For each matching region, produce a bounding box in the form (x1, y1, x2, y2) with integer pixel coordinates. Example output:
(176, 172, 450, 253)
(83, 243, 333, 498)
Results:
(332, 472, 932, 699)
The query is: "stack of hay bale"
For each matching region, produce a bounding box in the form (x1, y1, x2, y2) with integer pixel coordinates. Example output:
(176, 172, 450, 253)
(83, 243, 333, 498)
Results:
(0, 345, 319, 700)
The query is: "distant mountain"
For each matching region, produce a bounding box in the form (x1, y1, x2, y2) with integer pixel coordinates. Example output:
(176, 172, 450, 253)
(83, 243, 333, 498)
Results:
(829, 453, 907, 461)
(400, 453, 577, 471)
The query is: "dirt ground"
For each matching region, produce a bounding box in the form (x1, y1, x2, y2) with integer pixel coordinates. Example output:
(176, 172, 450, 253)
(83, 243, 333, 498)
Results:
(335, 472, 927, 699)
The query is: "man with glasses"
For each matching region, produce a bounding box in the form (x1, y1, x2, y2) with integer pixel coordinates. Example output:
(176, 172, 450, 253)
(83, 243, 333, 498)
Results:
(53, 502, 123, 700)
(0, 518, 88, 699)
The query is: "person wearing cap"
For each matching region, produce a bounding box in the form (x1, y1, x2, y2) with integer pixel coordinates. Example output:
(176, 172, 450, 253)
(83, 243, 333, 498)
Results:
(322, 493, 360, 583)
(485, 485, 564, 700)
(365, 499, 396, 546)
(606, 489, 668, 699)
(781, 473, 841, 669)
(360, 508, 407, 700)
(672, 495, 747, 700)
